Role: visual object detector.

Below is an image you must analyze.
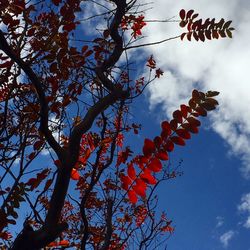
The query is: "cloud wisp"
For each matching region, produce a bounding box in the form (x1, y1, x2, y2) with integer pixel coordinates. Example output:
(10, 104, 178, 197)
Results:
(238, 193, 250, 229)
(219, 230, 235, 248)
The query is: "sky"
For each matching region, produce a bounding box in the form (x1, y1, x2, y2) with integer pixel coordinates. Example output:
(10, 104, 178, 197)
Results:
(136, 0, 250, 249)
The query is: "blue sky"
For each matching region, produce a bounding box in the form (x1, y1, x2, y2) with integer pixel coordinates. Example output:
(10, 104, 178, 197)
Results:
(134, 0, 250, 249)
(135, 97, 250, 249)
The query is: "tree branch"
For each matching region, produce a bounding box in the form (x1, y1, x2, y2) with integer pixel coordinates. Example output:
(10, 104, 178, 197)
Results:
(0, 30, 65, 161)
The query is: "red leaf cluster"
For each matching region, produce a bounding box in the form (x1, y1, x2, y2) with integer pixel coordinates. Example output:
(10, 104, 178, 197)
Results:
(121, 15, 146, 38)
(179, 9, 234, 41)
(26, 169, 50, 191)
(121, 90, 219, 203)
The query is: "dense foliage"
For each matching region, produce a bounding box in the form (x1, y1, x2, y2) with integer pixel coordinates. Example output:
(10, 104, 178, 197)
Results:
(0, 0, 233, 249)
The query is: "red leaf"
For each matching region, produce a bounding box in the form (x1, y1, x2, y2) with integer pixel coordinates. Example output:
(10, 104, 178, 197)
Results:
(146, 55, 156, 69)
(170, 119, 178, 131)
(182, 123, 199, 134)
(187, 32, 192, 41)
(154, 136, 162, 148)
(82, 45, 88, 53)
(156, 151, 169, 161)
(195, 106, 207, 117)
(0, 61, 14, 68)
(28, 152, 36, 160)
(0, 231, 12, 240)
(181, 33, 186, 40)
(48, 77, 59, 94)
(103, 29, 110, 38)
(128, 190, 137, 204)
(173, 110, 182, 123)
(52, 0, 61, 6)
(63, 23, 76, 32)
(176, 129, 191, 139)
(85, 50, 93, 57)
(180, 104, 189, 118)
(148, 158, 162, 172)
(26, 169, 49, 191)
(161, 225, 174, 233)
(140, 169, 157, 185)
(170, 136, 185, 146)
(133, 179, 147, 197)
(33, 140, 44, 151)
(155, 68, 163, 78)
(26, 178, 36, 189)
(44, 179, 53, 191)
(186, 9, 194, 19)
(161, 121, 171, 136)
(164, 140, 174, 152)
(120, 175, 132, 190)
(127, 164, 136, 180)
(71, 168, 80, 180)
(143, 139, 155, 156)
(187, 117, 201, 127)
(37, 169, 49, 180)
(49, 63, 58, 74)
(54, 159, 62, 167)
(179, 9, 186, 20)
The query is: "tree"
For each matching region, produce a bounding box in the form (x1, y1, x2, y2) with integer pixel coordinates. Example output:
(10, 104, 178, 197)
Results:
(0, 0, 233, 249)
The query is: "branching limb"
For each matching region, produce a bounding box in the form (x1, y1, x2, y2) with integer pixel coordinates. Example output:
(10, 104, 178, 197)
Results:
(0, 30, 65, 161)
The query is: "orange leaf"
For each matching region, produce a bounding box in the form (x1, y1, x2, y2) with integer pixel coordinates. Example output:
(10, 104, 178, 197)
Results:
(71, 168, 80, 180)
(47, 241, 58, 247)
(58, 240, 69, 246)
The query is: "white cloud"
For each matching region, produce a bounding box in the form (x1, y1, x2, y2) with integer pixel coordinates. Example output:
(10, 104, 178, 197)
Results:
(219, 230, 235, 248)
(238, 193, 250, 228)
(141, 0, 250, 177)
(216, 216, 224, 228)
